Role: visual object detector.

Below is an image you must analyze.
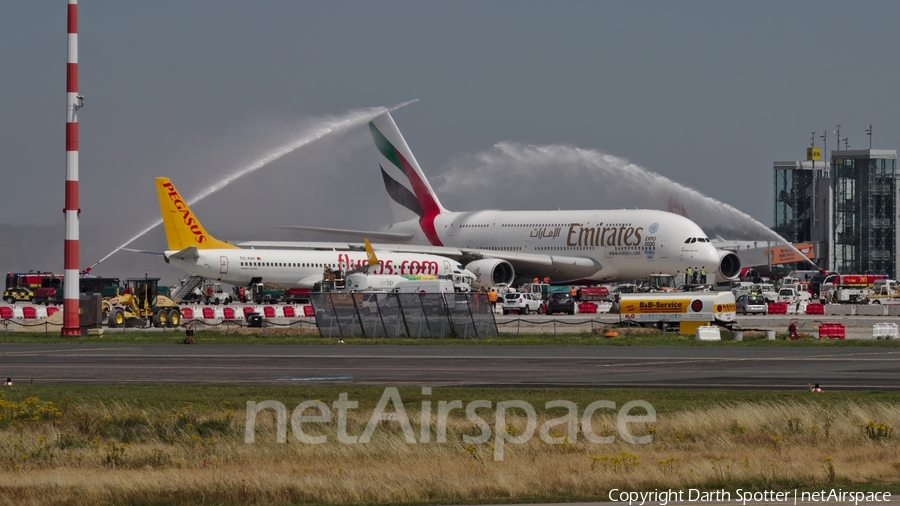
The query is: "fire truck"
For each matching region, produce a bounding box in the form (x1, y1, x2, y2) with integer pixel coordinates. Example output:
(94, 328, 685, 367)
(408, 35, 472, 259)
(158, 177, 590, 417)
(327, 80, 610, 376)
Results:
(4, 271, 63, 304)
(818, 274, 887, 303)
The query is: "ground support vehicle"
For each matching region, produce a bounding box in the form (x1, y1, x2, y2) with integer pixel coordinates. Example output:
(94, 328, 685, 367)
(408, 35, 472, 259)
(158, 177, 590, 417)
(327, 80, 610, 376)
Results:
(501, 292, 543, 315)
(6, 271, 62, 292)
(778, 285, 812, 304)
(449, 270, 474, 292)
(3, 287, 34, 304)
(179, 287, 205, 304)
(391, 279, 454, 293)
(338, 273, 457, 294)
(832, 287, 869, 303)
(249, 283, 283, 304)
(104, 278, 181, 328)
(752, 283, 779, 303)
(33, 277, 121, 305)
(202, 282, 232, 305)
(578, 286, 610, 302)
(866, 279, 900, 305)
(283, 287, 311, 304)
(546, 292, 576, 315)
(818, 274, 886, 303)
(642, 273, 677, 292)
(736, 294, 768, 315)
(612, 283, 637, 303)
(616, 291, 736, 333)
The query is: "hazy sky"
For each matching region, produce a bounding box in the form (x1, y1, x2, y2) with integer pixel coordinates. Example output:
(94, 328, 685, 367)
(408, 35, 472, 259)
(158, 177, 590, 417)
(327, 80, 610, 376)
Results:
(1, 2, 898, 279)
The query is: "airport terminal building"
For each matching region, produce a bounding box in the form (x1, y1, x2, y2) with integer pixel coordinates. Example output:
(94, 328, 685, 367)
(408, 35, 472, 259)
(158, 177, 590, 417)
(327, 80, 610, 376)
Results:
(774, 149, 899, 277)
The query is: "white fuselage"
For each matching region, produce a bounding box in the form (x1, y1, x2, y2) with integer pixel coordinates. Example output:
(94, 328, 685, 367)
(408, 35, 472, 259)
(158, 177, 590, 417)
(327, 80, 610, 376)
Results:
(166, 248, 463, 288)
(392, 209, 722, 282)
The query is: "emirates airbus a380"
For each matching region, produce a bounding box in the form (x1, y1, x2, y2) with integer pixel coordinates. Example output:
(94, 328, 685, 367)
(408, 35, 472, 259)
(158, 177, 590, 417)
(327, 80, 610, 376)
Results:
(286, 111, 741, 287)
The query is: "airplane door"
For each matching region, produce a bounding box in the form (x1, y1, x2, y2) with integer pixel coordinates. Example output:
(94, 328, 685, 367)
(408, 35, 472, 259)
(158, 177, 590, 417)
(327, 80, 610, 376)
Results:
(443, 260, 451, 273)
(219, 256, 228, 274)
(659, 240, 669, 258)
(524, 240, 532, 252)
(490, 218, 502, 236)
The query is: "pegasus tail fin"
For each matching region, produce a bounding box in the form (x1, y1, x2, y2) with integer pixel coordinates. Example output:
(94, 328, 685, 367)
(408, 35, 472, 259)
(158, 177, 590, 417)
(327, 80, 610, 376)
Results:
(155, 177, 238, 250)
(363, 238, 379, 266)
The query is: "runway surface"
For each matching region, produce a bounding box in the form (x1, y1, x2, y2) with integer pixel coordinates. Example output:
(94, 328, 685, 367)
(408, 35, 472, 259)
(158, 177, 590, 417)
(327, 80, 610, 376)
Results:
(1, 344, 898, 389)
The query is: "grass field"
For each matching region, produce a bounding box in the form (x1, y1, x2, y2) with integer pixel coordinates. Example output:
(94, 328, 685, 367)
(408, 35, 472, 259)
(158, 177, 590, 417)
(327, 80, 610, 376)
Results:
(1, 385, 898, 505)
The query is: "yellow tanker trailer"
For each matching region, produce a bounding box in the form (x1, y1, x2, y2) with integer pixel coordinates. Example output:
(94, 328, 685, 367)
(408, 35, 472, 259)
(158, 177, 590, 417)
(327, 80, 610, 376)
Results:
(616, 291, 736, 334)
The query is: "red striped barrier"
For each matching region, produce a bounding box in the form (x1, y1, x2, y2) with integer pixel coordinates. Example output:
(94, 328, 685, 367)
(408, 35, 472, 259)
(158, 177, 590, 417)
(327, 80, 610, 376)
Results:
(767, 302, 788, 314)
(578, 302, 597, 314)
(805, 303, 824, 315)
(818, 322, 845, 340)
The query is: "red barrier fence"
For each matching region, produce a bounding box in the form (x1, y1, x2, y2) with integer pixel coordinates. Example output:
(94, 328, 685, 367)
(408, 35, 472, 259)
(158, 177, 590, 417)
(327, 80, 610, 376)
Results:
(805, 303, 824, 315)
(818, 322, 845, 339)
(767, 302, 788, 314)
(578, 302, 597, 314)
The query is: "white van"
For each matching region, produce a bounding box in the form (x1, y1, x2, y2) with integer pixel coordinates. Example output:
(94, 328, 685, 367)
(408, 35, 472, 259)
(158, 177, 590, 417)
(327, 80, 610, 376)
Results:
(391, 279, 455, 294)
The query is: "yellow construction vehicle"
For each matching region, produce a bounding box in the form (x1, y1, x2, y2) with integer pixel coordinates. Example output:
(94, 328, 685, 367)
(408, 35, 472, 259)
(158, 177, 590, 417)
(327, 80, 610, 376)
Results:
(104, 277, 182, 328)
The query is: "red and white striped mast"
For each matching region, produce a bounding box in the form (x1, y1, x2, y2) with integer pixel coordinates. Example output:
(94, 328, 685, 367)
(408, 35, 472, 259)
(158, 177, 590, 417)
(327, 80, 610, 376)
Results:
(62, 0, 83, 337)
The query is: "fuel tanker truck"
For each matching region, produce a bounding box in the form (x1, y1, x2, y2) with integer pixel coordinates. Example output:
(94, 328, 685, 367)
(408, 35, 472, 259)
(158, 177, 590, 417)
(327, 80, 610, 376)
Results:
(616, 291, 736, 334)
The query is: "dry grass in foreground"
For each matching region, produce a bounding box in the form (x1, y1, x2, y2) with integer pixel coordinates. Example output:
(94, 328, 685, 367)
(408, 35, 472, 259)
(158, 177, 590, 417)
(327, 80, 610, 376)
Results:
(1, 390, 899, 505)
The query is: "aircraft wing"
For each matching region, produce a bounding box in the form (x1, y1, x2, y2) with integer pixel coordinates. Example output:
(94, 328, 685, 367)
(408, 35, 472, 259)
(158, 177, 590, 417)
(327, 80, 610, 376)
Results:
(370, 243, 603, 279)
(122, 248, 166, 256)
(169, 246, 200, 261)
(277, 226, 415, 242)
(454, 249, 604, 279)
(236, 241, 365, 250)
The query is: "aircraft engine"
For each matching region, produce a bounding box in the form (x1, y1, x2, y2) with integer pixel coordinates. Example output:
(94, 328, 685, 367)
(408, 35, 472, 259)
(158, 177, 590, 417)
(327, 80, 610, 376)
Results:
(465, 259, 515, 288)
(716, 249, 741, 280)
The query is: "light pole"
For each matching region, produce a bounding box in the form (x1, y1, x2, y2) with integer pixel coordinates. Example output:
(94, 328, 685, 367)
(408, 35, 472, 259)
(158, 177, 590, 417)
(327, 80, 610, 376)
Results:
(843, 137, 849, 150)
(835, 124, 841, 152)
(810, 132, 817, 242)
(866, 124, 872, 150)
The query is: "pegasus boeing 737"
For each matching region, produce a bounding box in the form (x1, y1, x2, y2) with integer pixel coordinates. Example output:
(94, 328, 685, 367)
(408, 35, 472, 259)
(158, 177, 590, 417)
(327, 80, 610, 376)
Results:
(284, 111, 741, 287)
(155, 177, 475, 288)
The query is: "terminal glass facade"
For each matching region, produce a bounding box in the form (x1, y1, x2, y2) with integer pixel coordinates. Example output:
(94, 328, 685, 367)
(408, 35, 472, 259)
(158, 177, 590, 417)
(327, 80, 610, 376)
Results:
(831, 151, 897, 276)
(773, 161, 823, 243)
